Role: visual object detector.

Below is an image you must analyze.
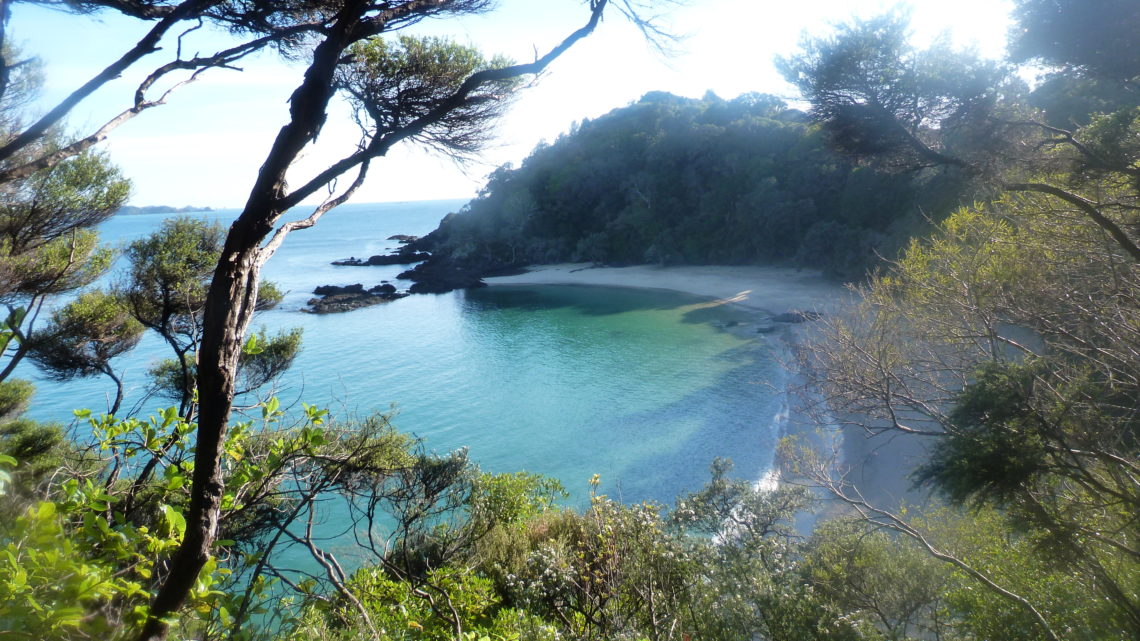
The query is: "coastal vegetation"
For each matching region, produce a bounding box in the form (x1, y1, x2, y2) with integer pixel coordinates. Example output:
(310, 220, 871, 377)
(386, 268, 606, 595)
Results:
(1, 1, 1139, 641)
(402, 91, 967, 284)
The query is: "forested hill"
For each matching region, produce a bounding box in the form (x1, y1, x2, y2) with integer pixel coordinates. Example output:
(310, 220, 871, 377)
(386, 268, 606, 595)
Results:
(410, 91, 969, 279)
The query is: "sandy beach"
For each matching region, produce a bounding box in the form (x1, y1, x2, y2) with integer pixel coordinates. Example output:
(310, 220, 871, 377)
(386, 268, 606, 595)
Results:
(487, 263, 922, 511)
(485, 263, 850, 316)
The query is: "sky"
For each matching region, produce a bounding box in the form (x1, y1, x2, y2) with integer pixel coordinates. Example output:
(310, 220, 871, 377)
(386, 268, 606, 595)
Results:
(13, 0, 1014, 208)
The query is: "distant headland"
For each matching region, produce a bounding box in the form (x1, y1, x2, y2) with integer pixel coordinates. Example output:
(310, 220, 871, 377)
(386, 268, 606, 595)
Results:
(116, 205, 216, 215)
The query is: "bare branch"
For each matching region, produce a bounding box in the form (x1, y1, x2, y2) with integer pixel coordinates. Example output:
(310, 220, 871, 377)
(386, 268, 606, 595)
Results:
(278, 0, 610, 210)
(0, 0, 218, 165)
(1004, 182, 1140, 262)
(256, 158, 371, 268)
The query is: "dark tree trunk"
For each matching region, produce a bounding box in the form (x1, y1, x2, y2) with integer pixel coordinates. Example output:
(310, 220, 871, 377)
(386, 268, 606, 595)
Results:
(135, 5, 367, 640)
(136, 1, 612, 637)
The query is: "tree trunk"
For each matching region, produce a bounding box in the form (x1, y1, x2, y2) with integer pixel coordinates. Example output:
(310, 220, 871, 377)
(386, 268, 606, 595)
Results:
(135, 6, 366, 640)
(135, 0, 610, 634)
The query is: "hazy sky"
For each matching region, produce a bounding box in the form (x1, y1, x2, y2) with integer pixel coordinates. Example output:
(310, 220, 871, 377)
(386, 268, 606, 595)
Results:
(14, 0, 1013, 208)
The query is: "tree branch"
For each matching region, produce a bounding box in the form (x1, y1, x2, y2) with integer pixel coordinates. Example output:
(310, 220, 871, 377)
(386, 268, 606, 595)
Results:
(278, 0, 609, 210)
(256, 159, 371, 268)
(828, 485, 1062, 641)
(1004, 182, 1140, 262)
(0, 0, 218, 166)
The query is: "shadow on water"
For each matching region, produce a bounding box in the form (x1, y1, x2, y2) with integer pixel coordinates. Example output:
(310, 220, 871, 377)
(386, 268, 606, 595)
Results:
(455, 284, 784, 507)
(678, 300, 760, 327)
(460, 284, 700, 317)
(462, 285, 765, 335)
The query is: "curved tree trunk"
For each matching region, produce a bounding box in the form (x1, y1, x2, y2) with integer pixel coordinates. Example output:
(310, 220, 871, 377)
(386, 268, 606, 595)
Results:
(136, 1, 612, 637)
(135, 6, 366, 639)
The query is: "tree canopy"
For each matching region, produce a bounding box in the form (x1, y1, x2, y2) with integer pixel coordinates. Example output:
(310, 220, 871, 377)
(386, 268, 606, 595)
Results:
(411, 90, 968, 278)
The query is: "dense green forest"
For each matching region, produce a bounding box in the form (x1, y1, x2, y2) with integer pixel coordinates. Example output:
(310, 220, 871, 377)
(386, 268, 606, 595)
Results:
(3, 0, 1140, 640)
(410, 91, 968, 278)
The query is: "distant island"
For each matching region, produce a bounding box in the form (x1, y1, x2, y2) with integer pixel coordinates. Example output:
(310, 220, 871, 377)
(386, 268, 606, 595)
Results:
(117, 205, 216, 215)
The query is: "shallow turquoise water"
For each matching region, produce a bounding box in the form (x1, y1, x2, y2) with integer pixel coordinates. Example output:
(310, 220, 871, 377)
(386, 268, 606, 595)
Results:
(18, 200, 785, 505)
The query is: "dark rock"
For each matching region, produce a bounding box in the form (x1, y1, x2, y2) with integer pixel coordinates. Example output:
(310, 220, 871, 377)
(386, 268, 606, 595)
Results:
(366, 251, 430, 265)
(771, 310, 823, 323)
(387, 234, 419, 243)
(331, 250, 430, 267)
(313, 283, 365, 296)
(755, 324, 778, 333)
(398, 257, 487, 294)
(305, 283, 408, 313)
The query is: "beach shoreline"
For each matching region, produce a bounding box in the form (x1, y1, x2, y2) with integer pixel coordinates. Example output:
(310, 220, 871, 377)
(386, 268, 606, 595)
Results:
(484, 263, 848, 317)
(486, 264, 842, 482)
(487, 263, 919, 512)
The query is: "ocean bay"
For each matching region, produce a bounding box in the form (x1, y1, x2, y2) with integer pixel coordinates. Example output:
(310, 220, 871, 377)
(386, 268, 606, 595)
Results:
(20, 200, 785, 505)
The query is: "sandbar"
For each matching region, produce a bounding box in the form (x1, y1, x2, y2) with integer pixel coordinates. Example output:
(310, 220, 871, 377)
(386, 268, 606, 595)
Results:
(485, 263, 849, 316)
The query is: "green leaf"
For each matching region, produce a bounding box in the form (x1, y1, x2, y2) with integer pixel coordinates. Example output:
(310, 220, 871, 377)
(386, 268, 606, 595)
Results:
(160, 504, 187, 539)
(36, 502, 57, 520)
(242, 333, 263, 355)
(262, 396, 279, 418)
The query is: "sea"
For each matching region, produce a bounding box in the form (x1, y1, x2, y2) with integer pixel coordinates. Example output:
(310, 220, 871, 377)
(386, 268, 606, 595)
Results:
(18, 199, 788, 507)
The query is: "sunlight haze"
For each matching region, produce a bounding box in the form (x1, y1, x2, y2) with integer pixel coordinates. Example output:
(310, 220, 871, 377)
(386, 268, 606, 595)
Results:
(17, 0, 1013, 208)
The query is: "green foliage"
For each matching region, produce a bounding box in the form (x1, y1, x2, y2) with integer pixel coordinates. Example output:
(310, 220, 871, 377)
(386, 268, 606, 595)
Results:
(916, 360, 1051, 506)
(0, 150, 129, 254)
(121, 216, 299, 411)
(776, 10, 1006, 169)
(0, 136, 127, 392)
(802, 519, 950, 640)
(916, 506, 1133, 641)
(292, 566, 527, 641)
(469, 471, 566, 531)
(236, 326, 304, 395)
(0, 408, 222, 639)
(337, 35, 520, 157)
(0, 227, 113, 300)
(0, 417, 64, 506)
(416, 91, 960, 278)
(0, 377, 33, 420)
(121, 216, 225, 333)
(254, 279, 285, 311)
(0, 382, 65, 507)
(0, 401, 446, 640)
(804, 192, 1140, 637)
(28, 289, 144, 383)
(1009, 0, 1140, 81)
(1028, 74, 1140, 128)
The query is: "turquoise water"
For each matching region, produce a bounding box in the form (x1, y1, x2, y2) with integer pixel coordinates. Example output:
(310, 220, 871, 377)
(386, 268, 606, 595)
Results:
(18, 200, 786, 505)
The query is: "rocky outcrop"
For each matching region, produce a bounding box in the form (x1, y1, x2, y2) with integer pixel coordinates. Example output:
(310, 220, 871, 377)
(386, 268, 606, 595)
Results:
(397, 258, 488, 294)
(331, 249, 430, 266)
(313, 283, 365, 296)
(305, 282, 407, 313)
